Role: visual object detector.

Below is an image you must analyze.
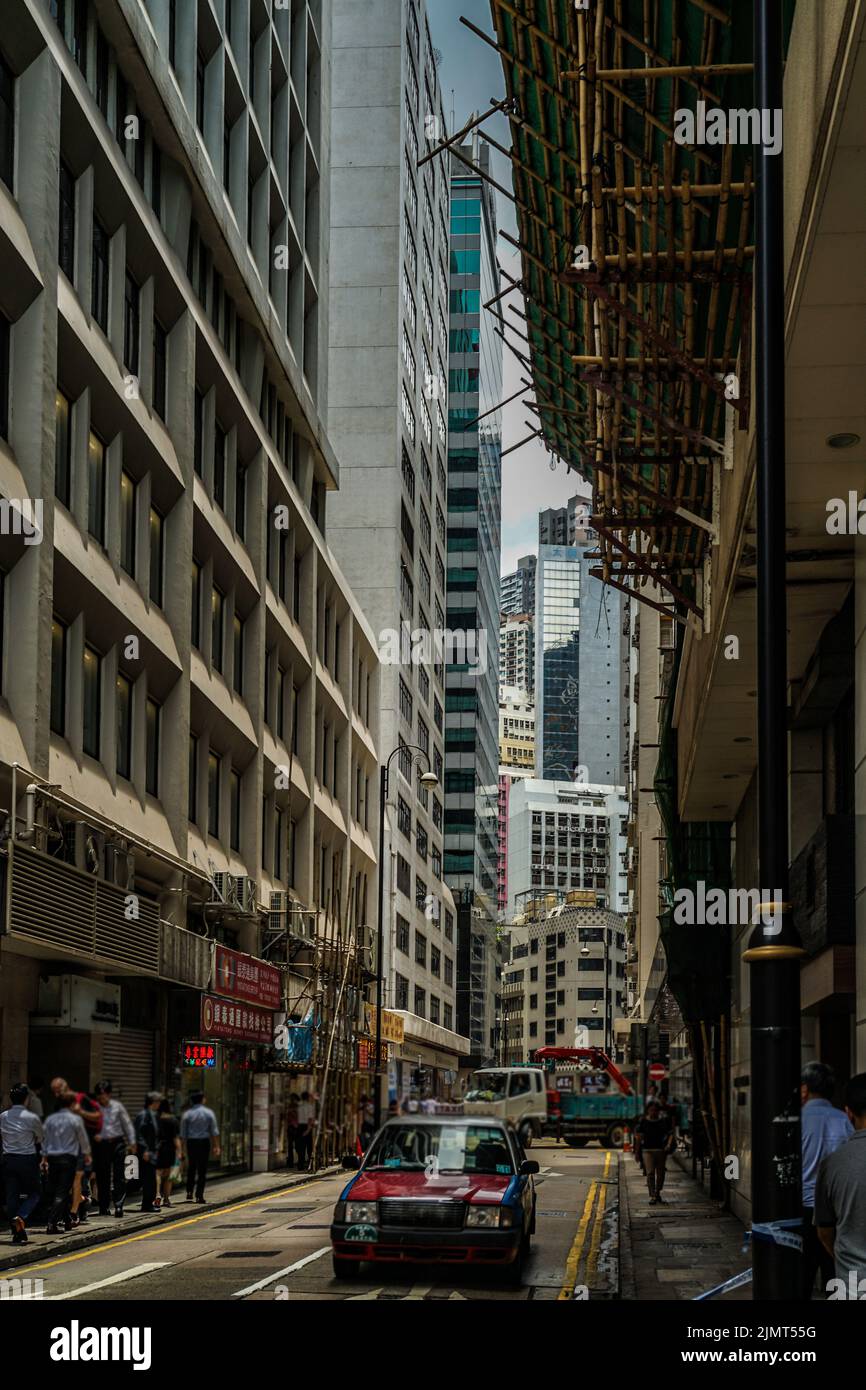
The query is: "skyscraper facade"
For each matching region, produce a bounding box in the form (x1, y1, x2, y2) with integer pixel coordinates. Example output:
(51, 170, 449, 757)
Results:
(327, 0, 467, 1087)
(535, 543, 624, 786)
(500, 553, 536, 616)
(446, 134, 503, 1064)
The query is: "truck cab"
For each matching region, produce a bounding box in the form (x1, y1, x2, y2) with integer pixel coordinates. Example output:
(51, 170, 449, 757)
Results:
(462, 1067, 548, 1146)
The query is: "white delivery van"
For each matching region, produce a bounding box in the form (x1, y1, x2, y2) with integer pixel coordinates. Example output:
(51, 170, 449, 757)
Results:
(462, 1067, 548, 1146)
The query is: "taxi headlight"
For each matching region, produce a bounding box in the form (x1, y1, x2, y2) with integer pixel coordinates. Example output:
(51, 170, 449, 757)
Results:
(345, 1201, 379, 1224)
(465, 1205, 502, 1229)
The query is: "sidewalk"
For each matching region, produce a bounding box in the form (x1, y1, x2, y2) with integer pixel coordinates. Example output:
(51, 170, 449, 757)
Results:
(620, 1152, 751, 1301)
(0, 1163, 339, 1275)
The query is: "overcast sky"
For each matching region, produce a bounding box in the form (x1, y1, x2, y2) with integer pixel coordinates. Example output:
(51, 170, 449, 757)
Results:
(428, 0, 587, 575)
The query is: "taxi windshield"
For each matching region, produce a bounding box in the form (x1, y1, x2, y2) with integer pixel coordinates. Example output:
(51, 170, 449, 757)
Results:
(464, 1071, 508, 1102)
(365, 1124, 515, 1175)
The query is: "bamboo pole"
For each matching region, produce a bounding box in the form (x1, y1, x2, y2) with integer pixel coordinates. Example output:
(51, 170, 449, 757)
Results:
(568, 62, 753, 80)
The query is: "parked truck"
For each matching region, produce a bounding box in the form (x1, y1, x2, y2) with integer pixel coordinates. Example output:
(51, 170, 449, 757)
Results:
(535, 1046, 645, 1149)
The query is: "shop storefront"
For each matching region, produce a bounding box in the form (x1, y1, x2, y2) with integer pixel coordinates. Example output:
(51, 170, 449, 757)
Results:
(390, 1011, 470, 1106)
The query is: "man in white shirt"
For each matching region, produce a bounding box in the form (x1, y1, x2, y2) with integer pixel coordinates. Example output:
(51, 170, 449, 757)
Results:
(0, 1083, 44, 1244)
(42, 1092, 91, 1233)
(93, 1081, 136, 1217)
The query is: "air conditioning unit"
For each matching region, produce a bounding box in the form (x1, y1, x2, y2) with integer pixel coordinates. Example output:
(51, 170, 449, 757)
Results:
(212, 871, 238, 906)
(64, 823, 105, 877)
(234, 875, 257, 914)
(105, 843, 135, 891)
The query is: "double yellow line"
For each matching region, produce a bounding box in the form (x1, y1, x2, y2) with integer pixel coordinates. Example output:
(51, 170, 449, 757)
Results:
(558, 1151, 612, 1300)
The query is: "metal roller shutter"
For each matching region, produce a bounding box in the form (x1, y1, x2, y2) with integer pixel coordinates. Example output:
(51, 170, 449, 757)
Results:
(101, 1028, 155, 1113)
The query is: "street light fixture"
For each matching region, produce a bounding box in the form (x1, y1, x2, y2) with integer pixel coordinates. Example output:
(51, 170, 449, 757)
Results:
(374, 743, 438, 1132)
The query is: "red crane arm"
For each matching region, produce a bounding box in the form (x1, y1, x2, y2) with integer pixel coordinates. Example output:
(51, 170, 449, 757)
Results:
(533, 1046, 634, 1096)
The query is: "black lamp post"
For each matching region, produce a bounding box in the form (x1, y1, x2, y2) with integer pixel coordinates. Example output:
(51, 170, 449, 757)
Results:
(374, 743, 438, 1131)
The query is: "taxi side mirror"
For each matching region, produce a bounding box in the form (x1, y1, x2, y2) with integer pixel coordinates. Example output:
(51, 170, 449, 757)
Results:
(341, 1154, 361, 1170)
(519, 1159, 540, 1175)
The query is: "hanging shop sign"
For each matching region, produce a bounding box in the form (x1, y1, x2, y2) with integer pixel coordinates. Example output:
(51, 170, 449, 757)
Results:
(201, 993, 274, 1044)
(213, 945, 282, 1010)
(364, 1005, 405, 1045)
(357, 1039, 389, 1070)
(182, 1041, 217, 1069)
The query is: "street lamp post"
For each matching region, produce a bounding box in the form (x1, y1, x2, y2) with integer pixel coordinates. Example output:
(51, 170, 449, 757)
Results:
(374, 743, 438, 1132)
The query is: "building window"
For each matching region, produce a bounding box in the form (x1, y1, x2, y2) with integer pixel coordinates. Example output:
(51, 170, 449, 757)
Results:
(95, 29, 109, 115)
(72, 0, 87, 75)
(193, 388, 203, 476)
(230, 768, 241, 851)
(196, 49, 205, 131)
(50, 618, 67, 736)
(146, 698, 160, 796)
(214, 422, 226, 509)
(396, 914, 410, 954)
(58, 161, 75, 279)
(207, 751, 221, 837)
(120, 470, 136, 576)
(274, 806, 284, 879)
(124, 271, 140, 375)
(233, 614, 243, 696)
(188, 734, 198, 822)
(153, 319, 167, 420)
(82, 644, 101, 759)
(168, 0, 177, 68)
(54, 390, 72, 507)
(236, 463, 246, 539)
(415, 932, 427, 968)
(395, 974, 409, 1011)
(414, 986, 426, 1019)
(149, 506, 164, 606)
(212, 586, 224, 672)
(116, 671, 132, 779)
(91, 217, 109, 331)
(0, 52, 13, 192)
(191, 560, 201, 648)
(87, 430, 106, 543)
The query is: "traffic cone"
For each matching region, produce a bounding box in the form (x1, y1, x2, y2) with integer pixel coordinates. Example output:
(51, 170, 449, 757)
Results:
(623, 1125, 632, 1153)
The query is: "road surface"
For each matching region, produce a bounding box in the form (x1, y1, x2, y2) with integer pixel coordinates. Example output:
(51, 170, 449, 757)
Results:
(15, 1142, 617, 1303)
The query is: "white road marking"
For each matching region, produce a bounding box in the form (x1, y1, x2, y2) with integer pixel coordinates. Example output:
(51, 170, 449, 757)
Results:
(231, 1245, 330, 1297)
(47, 1262, 171, 1300)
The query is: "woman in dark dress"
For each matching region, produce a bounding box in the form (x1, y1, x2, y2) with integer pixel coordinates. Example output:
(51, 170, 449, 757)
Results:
(155, 1098, 181, 1207)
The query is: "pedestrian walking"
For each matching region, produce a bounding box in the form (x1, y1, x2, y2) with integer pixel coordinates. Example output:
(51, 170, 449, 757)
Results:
(633, 1100, 676, 1205)
(815, 1072, 866, 1296)
(25, 1078, 44, 1120)
(155, 1099, 181, 1207)
(41, 1092, 91, 1233)
(285, 1093, 299, 1168)
(358, 1094, 375, 1151)
(800, 1061, 853, 1299)
(180, 1091, 220, 1202)
(0, 1083, 44, 1244)
(50, 1077, 102, 1222)
(92, 1081, 136, 1217)
(295, 1091, 315, 1168)
(134, 1092, 163, 1212)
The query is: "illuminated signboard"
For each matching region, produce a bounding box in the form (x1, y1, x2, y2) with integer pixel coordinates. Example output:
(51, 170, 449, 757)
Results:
(183, 1041, 217, 1069)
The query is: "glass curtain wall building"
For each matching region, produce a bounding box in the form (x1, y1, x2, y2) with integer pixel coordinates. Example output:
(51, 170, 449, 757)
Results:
(446, 136, 503, 1064)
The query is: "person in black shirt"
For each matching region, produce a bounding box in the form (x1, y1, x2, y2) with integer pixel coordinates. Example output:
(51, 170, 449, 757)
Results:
(634, 1101, 676, 1204)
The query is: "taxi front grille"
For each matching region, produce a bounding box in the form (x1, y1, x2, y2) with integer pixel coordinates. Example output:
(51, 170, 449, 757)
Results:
(378, 1200, 465, 1230)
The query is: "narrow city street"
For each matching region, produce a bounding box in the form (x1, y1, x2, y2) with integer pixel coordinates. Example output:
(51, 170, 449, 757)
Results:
(17, 1144, 616, 1303)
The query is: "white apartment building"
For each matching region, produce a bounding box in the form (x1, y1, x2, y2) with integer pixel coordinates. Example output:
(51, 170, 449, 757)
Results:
(0, 0, 381, 1163)
(326, 0, 467, 1092)
(500, 611, 533, 700)
(506, 779, 629, 922)
(503, 900, 627, 1063)
(499, 685, 535, 778)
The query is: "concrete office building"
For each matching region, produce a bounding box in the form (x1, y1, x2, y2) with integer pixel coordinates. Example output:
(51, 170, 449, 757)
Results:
(497, 687, 535, 918)
(538, 494, 590, 548)
(500, 610, 533, 699)
(500, 552, 535, 617)
(502, 899, 627, 1065)
(327, 0, 467, 1093)
(535, 543, 624, 786)
(506, 779, 629, 923)
(445, 134, 502, 1065)
(0, 0, 382, 1165)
